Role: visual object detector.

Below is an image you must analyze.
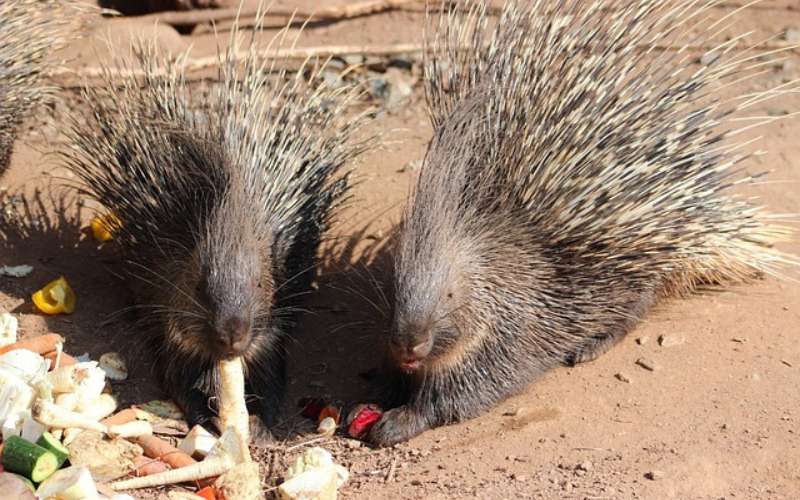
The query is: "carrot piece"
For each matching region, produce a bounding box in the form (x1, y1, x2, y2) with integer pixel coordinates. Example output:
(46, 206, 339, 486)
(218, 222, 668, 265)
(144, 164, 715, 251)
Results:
(0, 334, 64, 356)
(318, 406, 341, 425)
(135, 435, 196, 469)
(100, 408, 138, 427)
(133, 456, 169, 477)
(43, 351, 78, 368)
(197, 485, 217, 500)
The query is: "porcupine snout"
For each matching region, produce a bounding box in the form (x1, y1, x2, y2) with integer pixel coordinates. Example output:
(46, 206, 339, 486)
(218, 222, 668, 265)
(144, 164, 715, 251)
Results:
(212, 315, 252, 356)
(389, 319, 435, 372)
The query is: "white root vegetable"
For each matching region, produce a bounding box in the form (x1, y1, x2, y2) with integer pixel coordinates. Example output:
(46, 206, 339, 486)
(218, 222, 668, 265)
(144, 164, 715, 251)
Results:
(55, 393, 79, 411)
(47, 364, 83, 393)
(217, 357, 250, 459)
(178, 425, 217, 459)
(32, 399, 107, 433)
(107, 420, 152, 439)
(78, 393, 117, 421)
(35, 465, 99, 500)
(109, 454, 235, 490)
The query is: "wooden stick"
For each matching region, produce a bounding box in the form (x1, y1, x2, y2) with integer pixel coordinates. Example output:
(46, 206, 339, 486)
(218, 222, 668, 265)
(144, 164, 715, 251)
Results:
(48, 39, 800, 87)
(132, 0, 422, 27)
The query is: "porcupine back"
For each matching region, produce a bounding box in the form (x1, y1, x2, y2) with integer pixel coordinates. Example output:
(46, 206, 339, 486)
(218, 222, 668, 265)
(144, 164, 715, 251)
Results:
(60, 9, 371, 419)
(0, 0, 84, 174)
(403, 0, 798, 309)
(387, 0, 799, 423)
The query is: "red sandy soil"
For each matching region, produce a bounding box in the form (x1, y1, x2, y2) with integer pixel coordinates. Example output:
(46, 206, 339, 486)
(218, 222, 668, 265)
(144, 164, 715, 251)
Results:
(1, 1, 798, 499)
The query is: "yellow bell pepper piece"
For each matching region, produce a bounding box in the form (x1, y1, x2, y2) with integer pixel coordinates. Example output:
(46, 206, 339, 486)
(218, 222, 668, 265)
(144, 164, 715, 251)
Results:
(32, 276, 76, 315)
(90, 213, 119, 243)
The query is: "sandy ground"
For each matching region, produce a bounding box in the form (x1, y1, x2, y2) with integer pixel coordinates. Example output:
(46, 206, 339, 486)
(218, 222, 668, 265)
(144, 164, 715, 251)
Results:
(1, 1, 799, 499)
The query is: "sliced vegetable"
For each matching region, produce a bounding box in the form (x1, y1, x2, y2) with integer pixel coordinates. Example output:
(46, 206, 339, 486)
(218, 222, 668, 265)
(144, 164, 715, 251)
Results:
(318, 405, 341, 424)
(178, 425, 217, 459)
(0, 313, 18, 347)
(0, 334, 64, 356)
(21, 411, 46, 443)
(37, 432, 70, 467)
(0, 349, 48, 383)
(0, 368, 35, 422)
(90, 213, 119, 243)
(346, 404, 383, 439)
(196, 485, 217, 500)
(1, 435, 59, 483)
(35, 465, 99, 500)
(32, 277, 76, 315)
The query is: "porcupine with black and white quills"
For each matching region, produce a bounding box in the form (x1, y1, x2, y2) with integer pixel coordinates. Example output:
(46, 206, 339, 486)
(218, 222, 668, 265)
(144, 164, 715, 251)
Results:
(61, 10, 372, 429)
(368, 0, 799, 446)
(0, 0, 84, 175)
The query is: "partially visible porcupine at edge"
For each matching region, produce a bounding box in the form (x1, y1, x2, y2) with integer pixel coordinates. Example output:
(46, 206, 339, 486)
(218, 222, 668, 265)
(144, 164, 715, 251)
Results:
(61, 11, 371, 428)
(0, 0, 82, 174)
(368, 0, 799, 446)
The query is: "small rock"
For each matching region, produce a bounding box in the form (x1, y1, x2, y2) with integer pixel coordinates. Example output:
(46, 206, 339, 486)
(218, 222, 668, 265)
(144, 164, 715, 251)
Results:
(658, 334, 685, 348)
(410, 479, 422, 486)
(731, 337, 748, 343)
(635, 336, 649, 345)
(577, 461, 593, 471)
(341, 54, 366, 66)
(784, 27, 800, 43)
(345, 439, 362, 449)
(511, 473, 528, 482)
(398, 159, 422, 173)
(502, 407, 525, 417)
(636, 358, 658, 371)
(99, 352, 128, 381)
(751, 372, 761, 381)
(645, 470, 665, 481)
(615, 372, 632, 383)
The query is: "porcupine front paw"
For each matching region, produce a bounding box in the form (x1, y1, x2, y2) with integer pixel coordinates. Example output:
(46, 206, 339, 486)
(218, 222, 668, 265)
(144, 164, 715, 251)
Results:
(368, 406, 430, 447)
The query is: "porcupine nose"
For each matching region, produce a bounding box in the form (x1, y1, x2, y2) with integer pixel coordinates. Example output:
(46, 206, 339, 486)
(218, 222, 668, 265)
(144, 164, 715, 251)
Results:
(216, 316, 252, 355)
(390, 326, 433, 371)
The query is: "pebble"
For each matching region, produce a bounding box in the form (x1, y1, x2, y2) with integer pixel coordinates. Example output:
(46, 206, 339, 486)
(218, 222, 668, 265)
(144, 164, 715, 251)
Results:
(410, 479, 422, 486)
(502, 407, 526, 417)
(731, 337, 748, 343)
(635, 336, 649, 345)
(615, 372, 632, 383)
(658, 334, 685, 347)
(345, 439, 362, 449)
(785, 27, 800, 43)
(577, 461, 593, 471)
(636, 358, 658, 371)
(645, 470, 665, 481)
(511, 473, 528, 482)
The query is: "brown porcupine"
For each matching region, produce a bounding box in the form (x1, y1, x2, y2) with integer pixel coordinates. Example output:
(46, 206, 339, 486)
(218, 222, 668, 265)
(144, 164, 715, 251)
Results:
(0, 0, 83, 175)
(60, 10, 371, 429)
(368, 0, 799, 446)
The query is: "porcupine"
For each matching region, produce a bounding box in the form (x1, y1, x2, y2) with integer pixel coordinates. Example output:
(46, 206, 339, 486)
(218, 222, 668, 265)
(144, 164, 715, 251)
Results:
(367, 0, 799, 446)
(0, 0, 81, 175)
(60, 10, 371, 428)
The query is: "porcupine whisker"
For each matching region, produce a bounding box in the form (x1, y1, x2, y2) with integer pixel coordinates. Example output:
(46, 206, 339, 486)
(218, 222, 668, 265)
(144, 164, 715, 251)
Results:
(126, 262, 210, 314)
